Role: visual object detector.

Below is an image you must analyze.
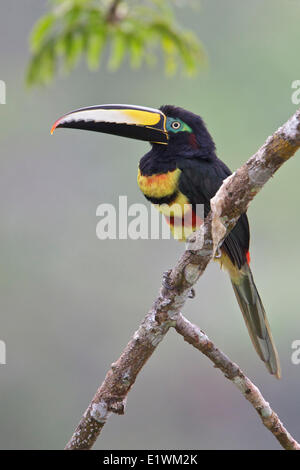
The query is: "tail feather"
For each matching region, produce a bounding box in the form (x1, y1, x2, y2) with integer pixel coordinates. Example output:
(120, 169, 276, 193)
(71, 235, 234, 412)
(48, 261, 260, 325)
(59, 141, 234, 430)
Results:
(231, 264, 281, 378)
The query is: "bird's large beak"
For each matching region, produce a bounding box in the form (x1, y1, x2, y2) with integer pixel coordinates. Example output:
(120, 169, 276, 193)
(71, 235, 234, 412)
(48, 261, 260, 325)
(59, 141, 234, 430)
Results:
(51, 104, 168, 145)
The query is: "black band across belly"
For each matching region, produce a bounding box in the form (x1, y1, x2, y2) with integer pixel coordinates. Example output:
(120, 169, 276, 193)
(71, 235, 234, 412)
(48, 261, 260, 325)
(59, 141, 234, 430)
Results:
(144, 191, 179, 205)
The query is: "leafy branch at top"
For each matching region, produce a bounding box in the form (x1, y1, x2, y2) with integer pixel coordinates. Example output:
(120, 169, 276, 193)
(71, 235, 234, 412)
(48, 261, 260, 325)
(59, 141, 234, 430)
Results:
(26, 0, 205, 86)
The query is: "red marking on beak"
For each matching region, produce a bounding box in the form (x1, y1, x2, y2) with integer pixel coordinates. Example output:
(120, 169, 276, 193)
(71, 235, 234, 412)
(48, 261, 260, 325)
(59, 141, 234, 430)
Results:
(246, 251, 251, 265)
(51, 117, 62, 135)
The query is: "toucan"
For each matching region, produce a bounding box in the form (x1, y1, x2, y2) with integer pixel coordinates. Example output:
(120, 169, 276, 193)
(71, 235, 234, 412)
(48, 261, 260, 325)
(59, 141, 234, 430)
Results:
(52, 103, 281, 378)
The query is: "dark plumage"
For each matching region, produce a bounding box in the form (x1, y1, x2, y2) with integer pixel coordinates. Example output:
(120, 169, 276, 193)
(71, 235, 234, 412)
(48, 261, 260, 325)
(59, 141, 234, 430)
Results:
(140, 105, 249, 268)
(138, 105, 280, 378)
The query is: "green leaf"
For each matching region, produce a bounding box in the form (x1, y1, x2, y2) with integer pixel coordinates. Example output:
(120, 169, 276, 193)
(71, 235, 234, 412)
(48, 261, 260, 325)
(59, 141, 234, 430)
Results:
(26, 0, 206, 86)
(129, 36, 144, 68)
(108, 33, 127, 71)
(161, 36, 177, 75)
(86, 30, 106, 70)
(41, 47, 55, 83)
(30, 14, 55, 52)
(65, 31, 84, 69)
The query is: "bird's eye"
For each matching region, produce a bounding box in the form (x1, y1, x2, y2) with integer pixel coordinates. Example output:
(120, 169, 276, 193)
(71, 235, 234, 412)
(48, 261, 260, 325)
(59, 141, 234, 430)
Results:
(171, 121, 181, 130)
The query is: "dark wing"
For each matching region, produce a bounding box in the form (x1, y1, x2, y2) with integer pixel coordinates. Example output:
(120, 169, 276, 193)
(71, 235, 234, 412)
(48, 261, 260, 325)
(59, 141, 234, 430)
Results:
(178, 157, 249, 269)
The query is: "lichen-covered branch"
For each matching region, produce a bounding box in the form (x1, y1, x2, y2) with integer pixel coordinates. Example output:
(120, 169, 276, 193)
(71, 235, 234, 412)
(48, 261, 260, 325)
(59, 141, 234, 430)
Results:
(175, 314, 300, 451)
(66, 108, 300, 450)
(65, 308, 176, 450)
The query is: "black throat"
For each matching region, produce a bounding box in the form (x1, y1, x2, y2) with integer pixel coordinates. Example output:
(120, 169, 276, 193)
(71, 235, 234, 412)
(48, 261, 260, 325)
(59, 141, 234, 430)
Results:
(139, 145, 177, 176)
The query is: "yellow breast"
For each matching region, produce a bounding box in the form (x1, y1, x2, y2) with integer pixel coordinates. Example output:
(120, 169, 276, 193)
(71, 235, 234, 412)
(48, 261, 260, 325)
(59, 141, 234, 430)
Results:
(137, 167, 199, 241)
(137, 167, 193, 219)
(137, 168, 181, 199)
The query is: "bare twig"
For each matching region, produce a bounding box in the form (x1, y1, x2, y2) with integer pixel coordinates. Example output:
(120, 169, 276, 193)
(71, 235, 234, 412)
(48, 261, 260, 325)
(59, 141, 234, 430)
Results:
(106, 0, 123, 24)
(175, 314, 300, 451)
(65, 108, 300, 450)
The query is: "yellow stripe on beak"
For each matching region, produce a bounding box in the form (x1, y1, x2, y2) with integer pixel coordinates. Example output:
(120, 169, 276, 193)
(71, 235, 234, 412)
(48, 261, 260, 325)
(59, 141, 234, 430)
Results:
(122, 109, 161, 126)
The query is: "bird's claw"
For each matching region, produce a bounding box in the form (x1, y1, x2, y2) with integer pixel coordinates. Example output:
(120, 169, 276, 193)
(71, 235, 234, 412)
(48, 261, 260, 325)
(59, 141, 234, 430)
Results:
(163, 270, 196, 299)
(188, 288, 196, 299)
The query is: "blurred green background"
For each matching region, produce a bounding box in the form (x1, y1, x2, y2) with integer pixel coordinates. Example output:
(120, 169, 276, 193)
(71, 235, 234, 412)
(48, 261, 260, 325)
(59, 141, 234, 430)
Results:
(0, 0, 300, 450)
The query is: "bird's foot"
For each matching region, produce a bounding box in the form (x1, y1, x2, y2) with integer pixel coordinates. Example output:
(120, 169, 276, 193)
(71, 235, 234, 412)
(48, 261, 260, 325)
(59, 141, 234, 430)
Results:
(163, 270, 195, 299)
(188, 288, 196, 299)
(214, 247, 222, 259)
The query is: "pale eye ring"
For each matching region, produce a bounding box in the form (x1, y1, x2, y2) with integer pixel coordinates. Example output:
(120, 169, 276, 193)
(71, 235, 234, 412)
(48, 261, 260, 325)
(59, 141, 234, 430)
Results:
(171, 121, 181, 130)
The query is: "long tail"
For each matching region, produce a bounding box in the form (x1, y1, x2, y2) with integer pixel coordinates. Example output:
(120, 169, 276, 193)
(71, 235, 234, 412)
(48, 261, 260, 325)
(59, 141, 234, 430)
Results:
(230, 263, 281, 378)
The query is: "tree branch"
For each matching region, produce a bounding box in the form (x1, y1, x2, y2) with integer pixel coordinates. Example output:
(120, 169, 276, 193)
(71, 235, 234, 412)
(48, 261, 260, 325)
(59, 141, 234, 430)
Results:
(65, 108, 300, 450)
(65, 309, 175, 450)
(106, 0, 123, 24)
(175, 313, 300, 450)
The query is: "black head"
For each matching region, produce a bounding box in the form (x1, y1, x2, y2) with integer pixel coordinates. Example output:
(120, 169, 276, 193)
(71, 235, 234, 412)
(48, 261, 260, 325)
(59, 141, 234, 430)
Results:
(157, 105, 216, 160)
(138, 105, 217, 175)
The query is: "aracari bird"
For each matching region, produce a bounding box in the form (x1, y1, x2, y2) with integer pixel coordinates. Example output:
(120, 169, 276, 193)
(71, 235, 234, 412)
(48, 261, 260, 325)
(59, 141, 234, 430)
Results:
(52, 104, 280, 378)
